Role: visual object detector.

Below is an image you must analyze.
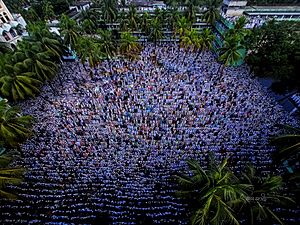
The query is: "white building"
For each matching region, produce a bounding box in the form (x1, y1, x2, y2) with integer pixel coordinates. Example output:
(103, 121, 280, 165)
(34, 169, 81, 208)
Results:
(0, 0, 26, 46)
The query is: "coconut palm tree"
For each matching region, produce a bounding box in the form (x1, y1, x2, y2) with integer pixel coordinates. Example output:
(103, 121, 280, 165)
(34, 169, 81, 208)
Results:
(127, 4, 139, 32)
(14, 41, 58, 82)
(81, 18, 96, 34)
(239, 165, 294, 225)
(59, 14, 80, 51)
(119, 32, 141, 60)
(184, 0, 200, 23)
(180, 29, 198, 63)
(140, 12, 151, 37)
(0, 99, 33, 147)
(176, 156, 251, 225)
(167, 7, 180, 32)
(272, 125, 300, 164)
(119, 10, 129, 32)
(226, 16, 250, 44)
(202, 0, 222, 25)
(97, 0, 118, 23)
(0, 149, 24, 199)
(175, 16, 192, 44)
(96, 29, 116, 73)
(218, 35, 244, 75)
(0, 60, 42, 101)
(97, 29, 115, 59)
(26, 22, 66, 60)
(76, 37, 104, 78)
(195, 28, 215, 60)
(149, 17, 164, 47)
(43, 1, 55, 21)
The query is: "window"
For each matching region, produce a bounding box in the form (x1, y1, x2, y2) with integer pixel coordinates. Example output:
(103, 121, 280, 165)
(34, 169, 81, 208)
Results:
(3, 12, 9, 22)
(0, 14, 5, 23)
(10, 28, 16, 37)
(3, 31, 10, 41)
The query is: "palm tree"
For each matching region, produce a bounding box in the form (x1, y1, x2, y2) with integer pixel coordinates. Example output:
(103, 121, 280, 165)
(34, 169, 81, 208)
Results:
(180, 29, 198, 63)
(15, 41, 58, 82)
(26, 22, 66, 60)
(97, 29, 115, 59)
(119, 10, 129, 32)
(0, 149, 24, 199)
(239, 165, 294, 225)
(76, 37, 104, 78)
(184, 0, 200, 23)
(176, 156, 251, 225)
(202, 0, 222, 25)
(97, 29, 116, 73)
(59, 14, 80, 51)
(97, 0, 118, 23)
(0, 60, 42, 102)
(0, 99, 33, 147)
(149, 17, 164, 47)
(43, 1, 55, 21)
(272, 125, 300, 163)
(167, 7, 180, 32)
(195, 28, 215, 60)
(140, 12, 151, 37)
(218, 35, 244, 75)
(175, 16, 192, 45)
(127, 4, 139, 32)
(119, 32, 141, 60)
(226, 16, 250, 44)
(81, 18, 96, 34)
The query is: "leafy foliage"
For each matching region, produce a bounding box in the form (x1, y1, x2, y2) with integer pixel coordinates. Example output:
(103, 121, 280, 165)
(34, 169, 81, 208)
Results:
(0, 149, 24, 199)
(245, 20, 300, 91)
(0, 99, 33, 147)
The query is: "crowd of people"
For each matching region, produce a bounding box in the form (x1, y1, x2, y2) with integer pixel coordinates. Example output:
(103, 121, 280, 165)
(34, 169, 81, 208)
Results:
(0, 44, 298, 224)
(221, 13, 267, 28)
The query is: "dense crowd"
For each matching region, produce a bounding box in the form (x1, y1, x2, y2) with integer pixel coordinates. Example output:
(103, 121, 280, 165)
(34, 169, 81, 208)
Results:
(221, 13, 267, 28)
(0, 44, 298, 224)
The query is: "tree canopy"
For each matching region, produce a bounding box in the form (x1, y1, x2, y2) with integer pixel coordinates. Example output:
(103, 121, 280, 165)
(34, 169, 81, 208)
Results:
(245, 20, 300, 92)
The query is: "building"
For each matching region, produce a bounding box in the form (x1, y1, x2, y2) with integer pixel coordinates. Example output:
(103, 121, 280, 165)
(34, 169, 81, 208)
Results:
(0, 0, 26, 46)
(222, 0, 248, 16)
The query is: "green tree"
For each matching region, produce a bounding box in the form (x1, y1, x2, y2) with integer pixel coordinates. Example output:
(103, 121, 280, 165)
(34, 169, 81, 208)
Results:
(202, 0, 222, 25)
(95, 0, 118, 23)
(127, 4, 139, 31)
(140, 12, 151, 37)
(15, 41, 58, 82)
(26, 22, 67, 61)
(59, 14, 80, 51)
(43, 1, 55, 21)
(0, 59, 42, 102)
(176, 157, 250, 225)
(239, 165, 294, 225)
(195, 28, 215, 60)
(167, 7, 180, 32)
(218, 35, 244, 75)
(76, 37, 103, 78)
(119, 32, 141, 60)
(0, 149, 24, 199)
(175, 16, 192, 44)
(245, 20, 300, 92)
(0, 99, 33, 147)
(0, 42, 12, 55)
(226, 16, 250, 44)
(81, 19, 96, 34)
(149, 17, 164, 47)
